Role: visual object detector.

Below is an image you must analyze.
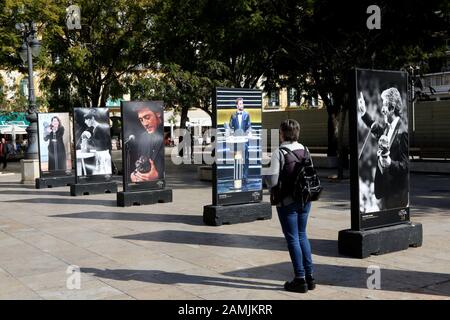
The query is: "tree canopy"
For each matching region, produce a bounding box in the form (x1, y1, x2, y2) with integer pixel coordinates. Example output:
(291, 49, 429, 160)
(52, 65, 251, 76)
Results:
(0, 0, 448, 157)
(268, 0, 449, 157)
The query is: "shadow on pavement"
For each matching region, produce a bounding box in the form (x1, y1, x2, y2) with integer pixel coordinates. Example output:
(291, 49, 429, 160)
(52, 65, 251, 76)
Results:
(81, 268, 280, 291)
(223, 262, 450, 297)
(114, 230, 341, 257)
(5, 197, 116, 206)
(0, 189, 69, 196)
(0, 182, 36, 189)
(50, 211, 204, 226)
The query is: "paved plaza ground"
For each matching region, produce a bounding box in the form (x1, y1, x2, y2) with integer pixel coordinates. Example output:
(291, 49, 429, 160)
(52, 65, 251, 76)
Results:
(0, 158, 449, 300)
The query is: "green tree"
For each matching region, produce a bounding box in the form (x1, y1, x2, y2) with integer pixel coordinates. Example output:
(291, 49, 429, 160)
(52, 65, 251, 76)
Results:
(1, 0, 157, 111)
(269, 0, 449, 177)
(138, 0, 282, 128)
(40, 0, 156, 110)
(0, 0, 61, 69)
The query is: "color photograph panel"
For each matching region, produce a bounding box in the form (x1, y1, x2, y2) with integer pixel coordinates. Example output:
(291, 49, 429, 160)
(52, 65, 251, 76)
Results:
(215, 88, 263, 203)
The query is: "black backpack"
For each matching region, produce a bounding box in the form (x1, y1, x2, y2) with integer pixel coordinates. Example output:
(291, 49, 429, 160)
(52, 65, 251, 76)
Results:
(270, 147, 323, 206)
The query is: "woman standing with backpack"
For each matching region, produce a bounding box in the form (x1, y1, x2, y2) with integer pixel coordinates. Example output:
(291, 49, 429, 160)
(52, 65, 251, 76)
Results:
(265, 119, 316, 293)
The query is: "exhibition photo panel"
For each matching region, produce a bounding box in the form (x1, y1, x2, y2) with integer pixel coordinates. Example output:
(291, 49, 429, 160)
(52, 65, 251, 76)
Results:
(214, 88, 263, 206)
(121, 101, 165, 192)
(37, 112, 73, 177)
(73, 108, 112, 183)
(351, 69, 410, 230)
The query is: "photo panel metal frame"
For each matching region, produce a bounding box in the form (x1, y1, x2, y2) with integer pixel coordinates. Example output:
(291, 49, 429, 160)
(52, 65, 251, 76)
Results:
(213, 87, 263, 206)
(37, 112, 74, 178)
(349, 68, 410, 230)
(73, 107, 113, 184)
(121, 101, 166, 192)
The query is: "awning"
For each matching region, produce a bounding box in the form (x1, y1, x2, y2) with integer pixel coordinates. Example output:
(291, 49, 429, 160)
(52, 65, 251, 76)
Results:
(0, 124, 28, 135)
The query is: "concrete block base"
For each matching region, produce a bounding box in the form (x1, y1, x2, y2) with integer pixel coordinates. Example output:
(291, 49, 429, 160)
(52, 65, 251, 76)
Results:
(35, 176, 75, 189)
(203, 202, 272, 226)
(117, 189, 173, 207)
(338, 222, 423, 259)
(21, 159, 39, 184)
(70, 181, 117, 196)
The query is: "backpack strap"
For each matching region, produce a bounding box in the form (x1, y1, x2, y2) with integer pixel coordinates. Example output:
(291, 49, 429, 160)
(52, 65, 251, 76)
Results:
(279, 146, 307, 164)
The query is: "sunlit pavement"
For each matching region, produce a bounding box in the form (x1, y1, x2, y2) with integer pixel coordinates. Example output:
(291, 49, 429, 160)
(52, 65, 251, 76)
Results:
(0, 158, 449, 300)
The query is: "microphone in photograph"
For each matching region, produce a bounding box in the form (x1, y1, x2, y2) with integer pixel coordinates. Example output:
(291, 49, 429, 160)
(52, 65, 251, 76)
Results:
(124, 135, 135, 144)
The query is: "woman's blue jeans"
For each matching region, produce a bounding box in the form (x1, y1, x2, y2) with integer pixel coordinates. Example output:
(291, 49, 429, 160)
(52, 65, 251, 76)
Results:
(276, 201, 313, 278)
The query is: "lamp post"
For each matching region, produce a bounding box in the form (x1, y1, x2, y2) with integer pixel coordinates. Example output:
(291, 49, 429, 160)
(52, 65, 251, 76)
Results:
(17, 21, 41, 160)
(408, 65, 421, 134)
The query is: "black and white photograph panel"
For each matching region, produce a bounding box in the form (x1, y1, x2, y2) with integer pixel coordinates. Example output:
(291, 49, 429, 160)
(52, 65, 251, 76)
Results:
(356, 69, 409, 215)
(74, 108, 112, 177)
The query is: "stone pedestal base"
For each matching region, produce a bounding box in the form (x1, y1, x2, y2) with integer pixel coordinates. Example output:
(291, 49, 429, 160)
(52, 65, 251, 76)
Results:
(203, 202, 272, 226)
(35, 176, 75, 189)
(338, 222, 423, 258)
(70, 182, 117, 196)
(117, 189, 173, 207)
(21, 159, 39, 184)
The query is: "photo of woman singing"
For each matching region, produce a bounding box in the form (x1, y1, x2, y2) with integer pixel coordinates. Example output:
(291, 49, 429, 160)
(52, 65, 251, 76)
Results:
(37, 112, 73, 176)
(44, 116, 67, 171)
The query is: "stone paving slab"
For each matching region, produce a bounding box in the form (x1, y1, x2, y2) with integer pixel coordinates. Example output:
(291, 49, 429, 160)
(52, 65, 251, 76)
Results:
(0, 163, 449, 300)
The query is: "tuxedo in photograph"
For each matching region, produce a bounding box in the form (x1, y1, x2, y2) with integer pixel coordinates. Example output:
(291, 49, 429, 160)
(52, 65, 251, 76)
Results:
(362, 113, 409, 210)
(229, 110, 252, 135)
(44, 126, 67, 171)
(229, 110, 252, 181)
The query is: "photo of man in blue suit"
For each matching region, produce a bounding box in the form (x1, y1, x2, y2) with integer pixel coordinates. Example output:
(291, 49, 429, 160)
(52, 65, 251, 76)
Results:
(229, 98, 252, 136)
(229, 98, 252, 182)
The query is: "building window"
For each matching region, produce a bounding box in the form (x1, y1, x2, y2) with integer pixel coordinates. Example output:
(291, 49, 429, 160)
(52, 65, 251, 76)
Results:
(268, 90, 280, 108)
(288, 87, 301, 107)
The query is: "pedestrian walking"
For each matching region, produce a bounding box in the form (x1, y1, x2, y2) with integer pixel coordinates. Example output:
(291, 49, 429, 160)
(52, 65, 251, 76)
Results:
(0, 137, 11, 170)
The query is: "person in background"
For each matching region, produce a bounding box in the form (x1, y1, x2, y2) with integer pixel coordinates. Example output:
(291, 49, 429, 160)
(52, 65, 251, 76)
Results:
(0, 137, 9, 170)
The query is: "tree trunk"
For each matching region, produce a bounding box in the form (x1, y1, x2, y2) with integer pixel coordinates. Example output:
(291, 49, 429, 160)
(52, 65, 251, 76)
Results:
(91, 93, 100, 108)
(180, 105, 189, 129)
(327, 109, 339, 157)
(337, 107, 348, 179)
(91, 84, 101, 108)
(178, 105, 190, 157)
(99, 85, 109, 108)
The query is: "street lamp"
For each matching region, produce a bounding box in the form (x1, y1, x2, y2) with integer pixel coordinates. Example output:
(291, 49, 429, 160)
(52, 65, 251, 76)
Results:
(16, 21, 41, 159)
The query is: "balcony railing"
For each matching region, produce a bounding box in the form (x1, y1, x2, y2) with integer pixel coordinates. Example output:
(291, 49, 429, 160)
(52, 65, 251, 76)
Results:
(419, 71, 450, 98)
